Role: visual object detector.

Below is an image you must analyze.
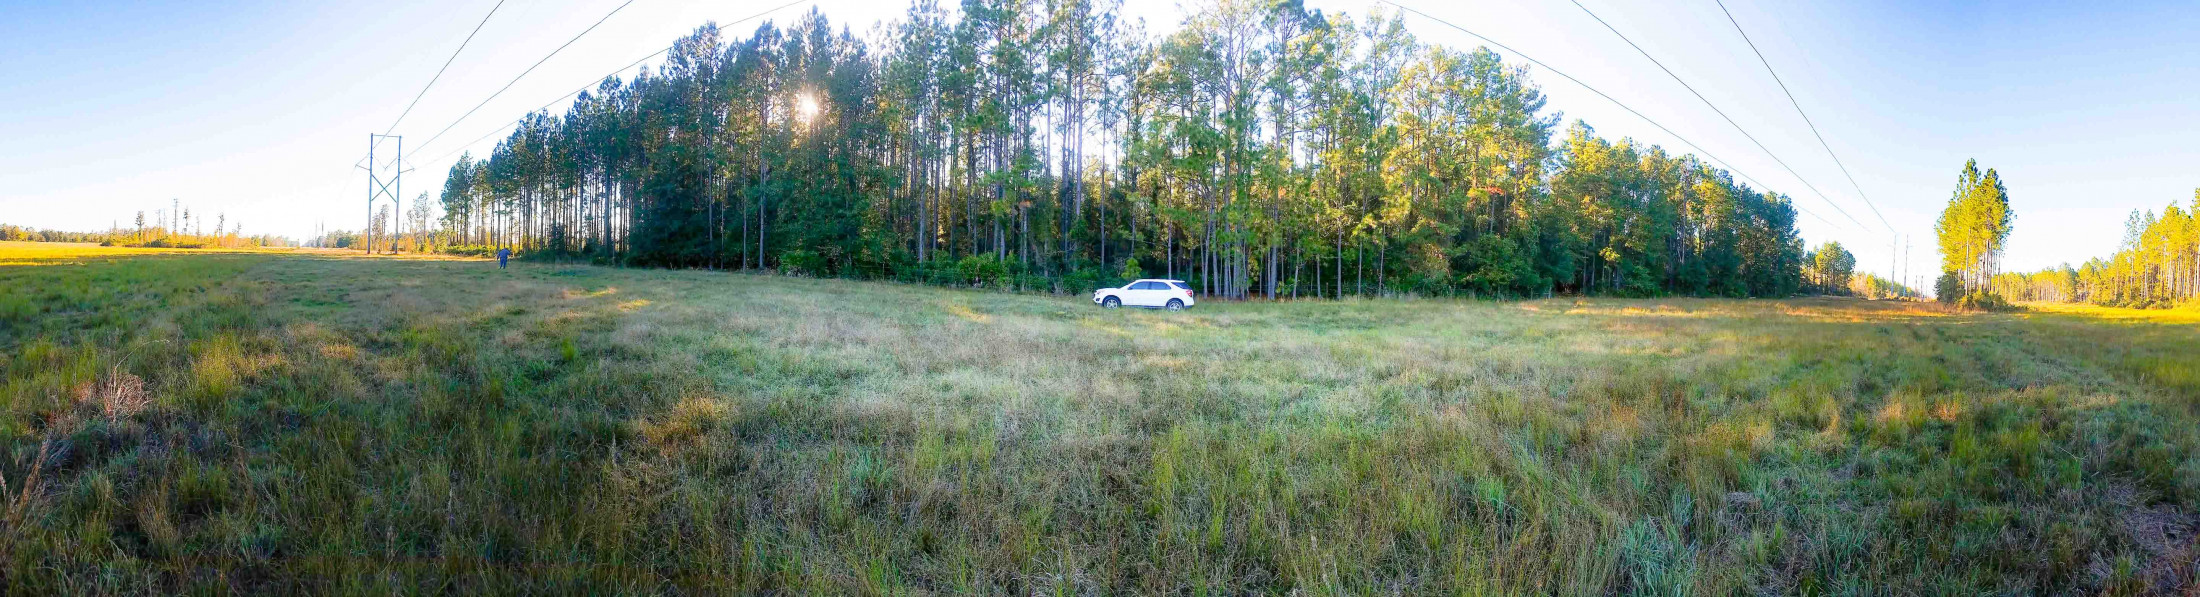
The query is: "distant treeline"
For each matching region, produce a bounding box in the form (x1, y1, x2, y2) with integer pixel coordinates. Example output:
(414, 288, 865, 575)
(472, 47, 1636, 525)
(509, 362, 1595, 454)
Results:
(0, 219, 290, 249)
(0, 225, 108, 244)
(432, 1, 1818, 299)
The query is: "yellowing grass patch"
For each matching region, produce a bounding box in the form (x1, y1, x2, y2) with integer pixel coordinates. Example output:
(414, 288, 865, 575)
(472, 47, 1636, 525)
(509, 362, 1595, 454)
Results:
(2021, 301, 2200, 324)
(944, 303, 991, 323)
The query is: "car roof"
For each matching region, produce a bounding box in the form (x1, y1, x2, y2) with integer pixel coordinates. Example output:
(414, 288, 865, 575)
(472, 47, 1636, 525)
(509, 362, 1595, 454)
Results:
(1136, 279, 1186, 283)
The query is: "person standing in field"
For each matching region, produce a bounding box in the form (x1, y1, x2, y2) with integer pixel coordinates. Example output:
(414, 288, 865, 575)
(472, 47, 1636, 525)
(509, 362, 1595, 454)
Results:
(497, 247, 511, 269)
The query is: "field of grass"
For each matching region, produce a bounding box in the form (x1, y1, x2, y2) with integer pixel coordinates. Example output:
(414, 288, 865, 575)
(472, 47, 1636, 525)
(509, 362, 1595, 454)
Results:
(0, 241, 249, 265)
(2, 242, 2197, 594)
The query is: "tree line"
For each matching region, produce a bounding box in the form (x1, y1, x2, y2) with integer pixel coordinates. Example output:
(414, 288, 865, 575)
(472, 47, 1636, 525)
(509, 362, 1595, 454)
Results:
(0, 226, 108, 244)
(1991, 189, 2199, 308)
(307, 195, 440, 254)
(430, 0, 1814, 299)
(1, 206, 286, 249)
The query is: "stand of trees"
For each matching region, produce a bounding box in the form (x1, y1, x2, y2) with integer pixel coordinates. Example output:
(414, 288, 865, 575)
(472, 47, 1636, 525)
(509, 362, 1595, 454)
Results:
(1847, 273, 1917, 300)
(1933, 160, 2013, 307)
(1802, 241, 1854, 295)
(435, 1, 1809, 298)
(1799, 241, 1913, 299)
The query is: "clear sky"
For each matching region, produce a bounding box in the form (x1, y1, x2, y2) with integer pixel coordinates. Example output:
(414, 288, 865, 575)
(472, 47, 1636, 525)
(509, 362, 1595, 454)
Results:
(5, 0, 2194, 283)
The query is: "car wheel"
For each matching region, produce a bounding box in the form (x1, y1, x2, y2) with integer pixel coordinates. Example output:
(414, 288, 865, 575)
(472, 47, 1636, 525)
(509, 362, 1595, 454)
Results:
(1165, 299, 1184, 311)
(1103, 296, 1121, 309)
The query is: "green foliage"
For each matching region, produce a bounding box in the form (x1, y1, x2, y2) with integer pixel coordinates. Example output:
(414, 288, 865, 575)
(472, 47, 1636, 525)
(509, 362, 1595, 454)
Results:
(954, 253, 1008, 287)
(778, 249, 825, 276)
(1936, 271, 1963, 304)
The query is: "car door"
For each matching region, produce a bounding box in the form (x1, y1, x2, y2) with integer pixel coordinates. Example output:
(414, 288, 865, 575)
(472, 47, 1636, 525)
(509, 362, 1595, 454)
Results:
(1126, 281, 1159, 306)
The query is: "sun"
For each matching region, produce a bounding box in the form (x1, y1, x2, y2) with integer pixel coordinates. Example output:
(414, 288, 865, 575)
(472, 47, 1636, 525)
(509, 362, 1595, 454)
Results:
(794, 93, 821, 124)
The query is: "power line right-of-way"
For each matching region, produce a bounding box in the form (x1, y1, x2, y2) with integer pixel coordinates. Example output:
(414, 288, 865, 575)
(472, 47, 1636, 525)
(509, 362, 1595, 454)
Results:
(1712, 0, 1894, 235)
(1374, 0, 1851, 232)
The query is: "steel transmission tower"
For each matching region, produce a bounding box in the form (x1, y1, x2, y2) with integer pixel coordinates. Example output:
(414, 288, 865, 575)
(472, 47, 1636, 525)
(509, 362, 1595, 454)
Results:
(359, 134, 413, 254)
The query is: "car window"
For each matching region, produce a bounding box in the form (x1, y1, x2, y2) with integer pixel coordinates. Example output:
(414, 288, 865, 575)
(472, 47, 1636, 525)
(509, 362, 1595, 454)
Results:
(1133, 281, 1158, 290)
(1167, 282, 1189, 292)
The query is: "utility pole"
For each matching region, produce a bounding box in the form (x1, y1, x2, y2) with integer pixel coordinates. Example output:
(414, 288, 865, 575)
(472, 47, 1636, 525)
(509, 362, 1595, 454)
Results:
(1902, 237, 1912, 297)
(359, 134, 412, 254)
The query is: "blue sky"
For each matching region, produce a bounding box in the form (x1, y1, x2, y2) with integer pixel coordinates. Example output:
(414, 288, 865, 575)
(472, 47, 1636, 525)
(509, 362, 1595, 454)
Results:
(4, 0, 2194, 283)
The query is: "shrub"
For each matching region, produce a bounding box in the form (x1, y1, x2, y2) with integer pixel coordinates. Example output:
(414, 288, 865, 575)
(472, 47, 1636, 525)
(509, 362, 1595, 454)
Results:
(1935, 271, 1963, 304)
(439, 245, 502, 258)
(954, 254, 1008, 288)
(1955, 291, 2014, 312)
(778, 249, 825, 276)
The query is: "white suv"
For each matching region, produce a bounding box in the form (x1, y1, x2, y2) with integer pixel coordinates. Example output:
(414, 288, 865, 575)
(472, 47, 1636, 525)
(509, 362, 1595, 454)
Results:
(1094, 279, 1196, 310)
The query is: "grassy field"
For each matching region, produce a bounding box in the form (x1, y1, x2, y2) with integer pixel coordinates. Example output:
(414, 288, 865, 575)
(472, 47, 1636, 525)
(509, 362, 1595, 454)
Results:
(2, 241, 2197, 594)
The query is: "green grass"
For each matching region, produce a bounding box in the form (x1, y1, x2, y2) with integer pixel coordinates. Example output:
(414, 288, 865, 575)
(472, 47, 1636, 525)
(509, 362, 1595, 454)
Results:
(2, 245, 2197, 594)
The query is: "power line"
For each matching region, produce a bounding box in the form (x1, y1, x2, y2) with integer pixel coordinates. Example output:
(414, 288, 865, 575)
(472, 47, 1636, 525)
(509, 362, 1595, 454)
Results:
(422, 47, 663, 165)
(421, 0, 811, 166)
(387, 0, 509, 136)
(1567, 0, 1875, 236)
(1713, 0, 1894, 234)
(1373, 0, 1847, 231)
(413, 0, 642, 153)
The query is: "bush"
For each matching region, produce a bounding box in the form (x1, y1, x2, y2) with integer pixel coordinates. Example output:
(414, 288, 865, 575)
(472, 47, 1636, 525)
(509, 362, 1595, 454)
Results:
(779, 249, 825, 277)
(1060, 267, 1109, 295)
(1956, 291, 2014, 312)
(439, 245, 501, 258)
(954, 254, 1008, 288)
